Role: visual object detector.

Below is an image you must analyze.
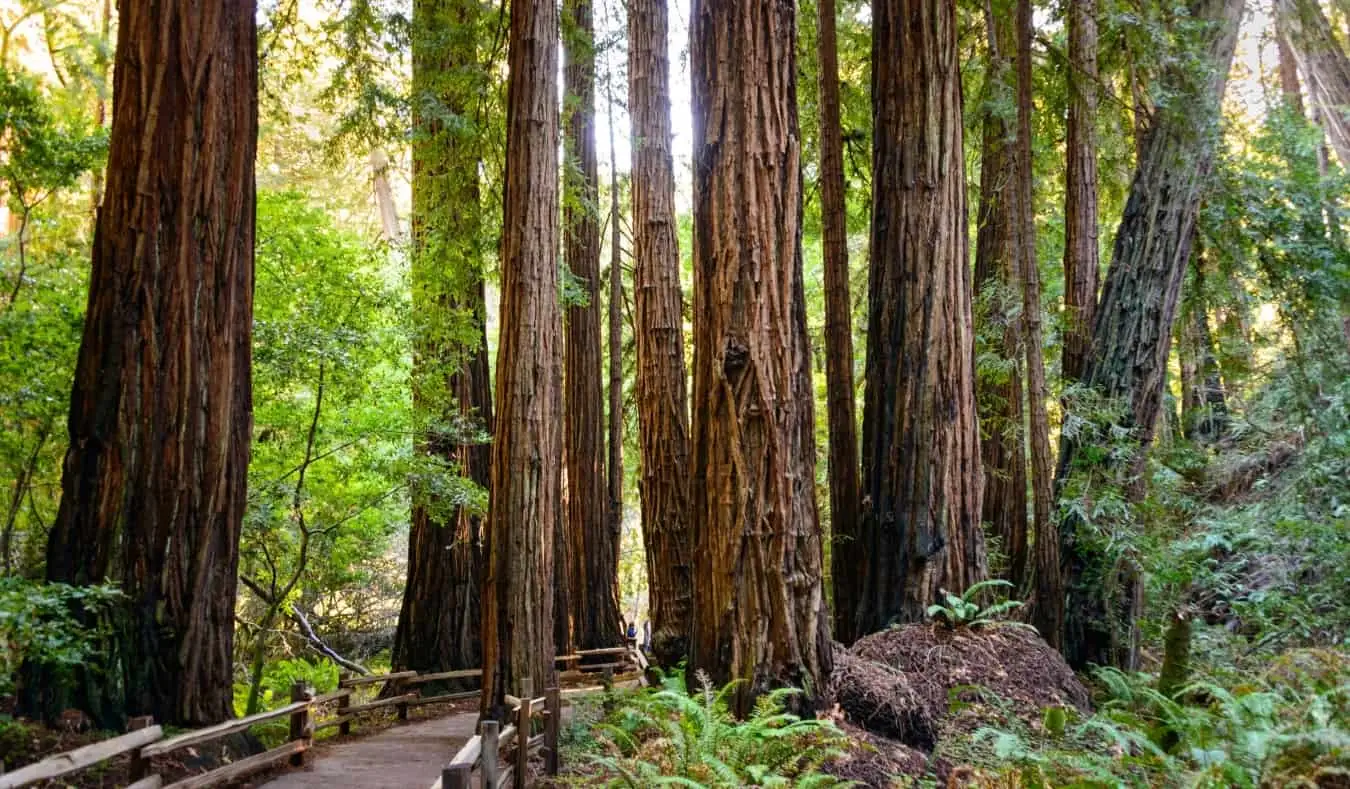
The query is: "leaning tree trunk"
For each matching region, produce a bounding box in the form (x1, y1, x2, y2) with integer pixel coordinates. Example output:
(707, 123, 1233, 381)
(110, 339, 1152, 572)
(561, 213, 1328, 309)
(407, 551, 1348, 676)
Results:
(35, 0, 257, 728)
(481, 0, 560, 721)
(391, 0, 490, 693)
(689, 0, 832, 717)
(1276, 0, 1350, 168)
(816, 0, 864, 645)
(974, 0, 1029, 593)
(1056, 0, 1244, 670)
(563, 0, 623, 655)
(629, 0, 694, 667)
(855, 0, 986, 636)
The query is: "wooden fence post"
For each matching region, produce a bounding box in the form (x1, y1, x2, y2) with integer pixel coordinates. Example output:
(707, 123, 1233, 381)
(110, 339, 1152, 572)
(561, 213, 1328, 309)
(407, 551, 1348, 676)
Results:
(394, 675, 410, 722)
(441, 762, 470, 789)
(544, 686, 560, 775)
(337, 687, 352, 735)
(482, 719, 500, 788)
(290, 680, 314, 767)
(127, 715, 153, 781)
(515, 678, 532, 789)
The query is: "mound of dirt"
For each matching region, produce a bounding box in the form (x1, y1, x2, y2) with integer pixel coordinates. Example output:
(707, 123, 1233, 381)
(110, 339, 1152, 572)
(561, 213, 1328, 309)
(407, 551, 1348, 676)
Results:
(833, 624, 1089, 750)
(821, 721, 929, 788)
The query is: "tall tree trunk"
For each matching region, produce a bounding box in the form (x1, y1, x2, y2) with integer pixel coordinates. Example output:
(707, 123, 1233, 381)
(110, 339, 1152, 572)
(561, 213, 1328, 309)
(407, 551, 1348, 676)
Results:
(564, 0, 622, 653)
(629, 0, 693, 667)
(391, 0, 487, 691)
(481, 0, 560, 721)
(1061, 0, 1100, 385)
(1276, 0, 1350, 167)
(1012, 0, 1056, 628)
(855, 0, 986, 636)
(816, 0, 863, 645)
(34, 0, 257, 728)
(370, 148, 402, 243)
(1056, 0, 1244, 669)
(974, 1, 1029, 593)
(606, 77, 625, 617)
(689, 0, 832, 716)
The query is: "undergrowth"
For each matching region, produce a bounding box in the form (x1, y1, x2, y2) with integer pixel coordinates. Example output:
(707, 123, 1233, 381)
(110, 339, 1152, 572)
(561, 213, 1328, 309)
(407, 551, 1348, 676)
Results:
(558, 669, 855, 788)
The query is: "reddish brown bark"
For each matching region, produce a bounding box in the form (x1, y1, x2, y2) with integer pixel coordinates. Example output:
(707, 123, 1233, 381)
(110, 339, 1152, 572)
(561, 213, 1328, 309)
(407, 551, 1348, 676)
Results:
(481, 0, 560, 720)
(689, 0, 832, 715)
(974, 1, 1029, 592)
(629, 0, 693, 666)
(563, 0, 623, 654)
(816, 0, 863, 645)
(855, 0, 986, 636)
(1061, 0, 1100, 385)
(37, 0, 257, 728)
(1276, 0, 1350, 167)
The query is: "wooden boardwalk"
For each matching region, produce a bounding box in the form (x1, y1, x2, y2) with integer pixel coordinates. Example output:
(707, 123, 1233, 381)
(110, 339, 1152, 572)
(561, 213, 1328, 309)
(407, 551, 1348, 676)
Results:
(258, 711, 479, 789)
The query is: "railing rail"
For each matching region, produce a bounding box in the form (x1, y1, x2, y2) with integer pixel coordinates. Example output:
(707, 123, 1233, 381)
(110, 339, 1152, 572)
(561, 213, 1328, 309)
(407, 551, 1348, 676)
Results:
(435, 679, 562, 789)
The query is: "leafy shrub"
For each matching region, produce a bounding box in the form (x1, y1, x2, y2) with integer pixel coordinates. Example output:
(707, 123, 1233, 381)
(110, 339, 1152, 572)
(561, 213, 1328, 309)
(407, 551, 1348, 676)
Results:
(924, 579, 1029, 630)
(0, 577, 120, 696)
(575, 669, 854, 787)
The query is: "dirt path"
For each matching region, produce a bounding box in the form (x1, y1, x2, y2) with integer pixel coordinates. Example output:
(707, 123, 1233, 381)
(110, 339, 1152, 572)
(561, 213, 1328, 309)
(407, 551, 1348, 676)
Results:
(258, 711, 478, 789)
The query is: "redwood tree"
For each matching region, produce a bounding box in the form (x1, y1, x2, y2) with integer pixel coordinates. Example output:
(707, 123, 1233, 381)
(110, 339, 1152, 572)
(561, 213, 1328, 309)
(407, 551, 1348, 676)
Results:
(36, 0, 257, 727)
(973, 0, 1029, 592)
(689, 0, 832, 715)
(563, 0, 623, 654)
(1276, 0, 1350, 167)
(855, 0, 986, 636)
(391, 0, 489, 688)
(1057, 0, 1244, 669)
(1061, 0, 1101, 385)
(629, 0, 694, 666)
(816, 0, 864, 645)
(481, 0, 561, 719)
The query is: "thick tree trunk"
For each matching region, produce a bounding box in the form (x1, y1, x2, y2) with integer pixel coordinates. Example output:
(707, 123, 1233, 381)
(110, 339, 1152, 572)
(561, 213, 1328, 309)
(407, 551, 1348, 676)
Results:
(35, 0, 257, 728)
(1276, 0, 1350, 168)
(481, 0, 560, 721)
(392, 0, 488, 693)
(856, 0, 986, 636)
(974, 2, 1029, 593)
(689, 0, 832, 716)
(629, 0, 693, 667)
(606, 81, 625, 614)
(1056, 0, 1243, 669)
(816, 0, 863, 645)
(563, 0, 623, 654)
(1061, 0, 1100, 385)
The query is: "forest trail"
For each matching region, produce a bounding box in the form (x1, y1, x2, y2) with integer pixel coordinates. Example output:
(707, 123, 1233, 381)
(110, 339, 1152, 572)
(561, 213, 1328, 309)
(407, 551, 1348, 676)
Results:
(257, 711, 478, 789)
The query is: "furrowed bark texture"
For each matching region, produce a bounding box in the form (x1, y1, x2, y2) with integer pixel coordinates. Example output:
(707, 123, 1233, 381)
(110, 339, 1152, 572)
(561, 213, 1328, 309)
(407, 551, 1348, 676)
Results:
(1056, 0, 1243, 669)
(629, 0, 694, 667)
(856, 0, 986, 636)
(1061, 0, 1101, 385)
(689, 0, 832, 716)
(974, 2, 1029, 592)
(481, 0, 560, 720)
(1276, 0, 1350, 167)
(816, 0, 864, 645)
(563, 0, 622, 654)
(38, 0, 257, 728)
(1012, 0, 1056, 627)
(392, 0, 488, 689)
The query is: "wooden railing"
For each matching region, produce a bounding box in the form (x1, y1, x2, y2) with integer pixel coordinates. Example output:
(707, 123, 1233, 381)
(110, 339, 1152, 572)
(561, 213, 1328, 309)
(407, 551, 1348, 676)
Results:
(0, 648, 642, 789)
(434, 679, 561, 789)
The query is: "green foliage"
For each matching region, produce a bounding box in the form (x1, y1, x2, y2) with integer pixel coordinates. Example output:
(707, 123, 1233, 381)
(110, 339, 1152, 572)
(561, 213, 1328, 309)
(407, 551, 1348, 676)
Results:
(0, 66, 105, 214)
(0, 577, 120, 696)
(961, 660, 1349, 788)
(233, 657, 341, 718)
(567, 670, 854, 788)
(924, 580, 1030, 631)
